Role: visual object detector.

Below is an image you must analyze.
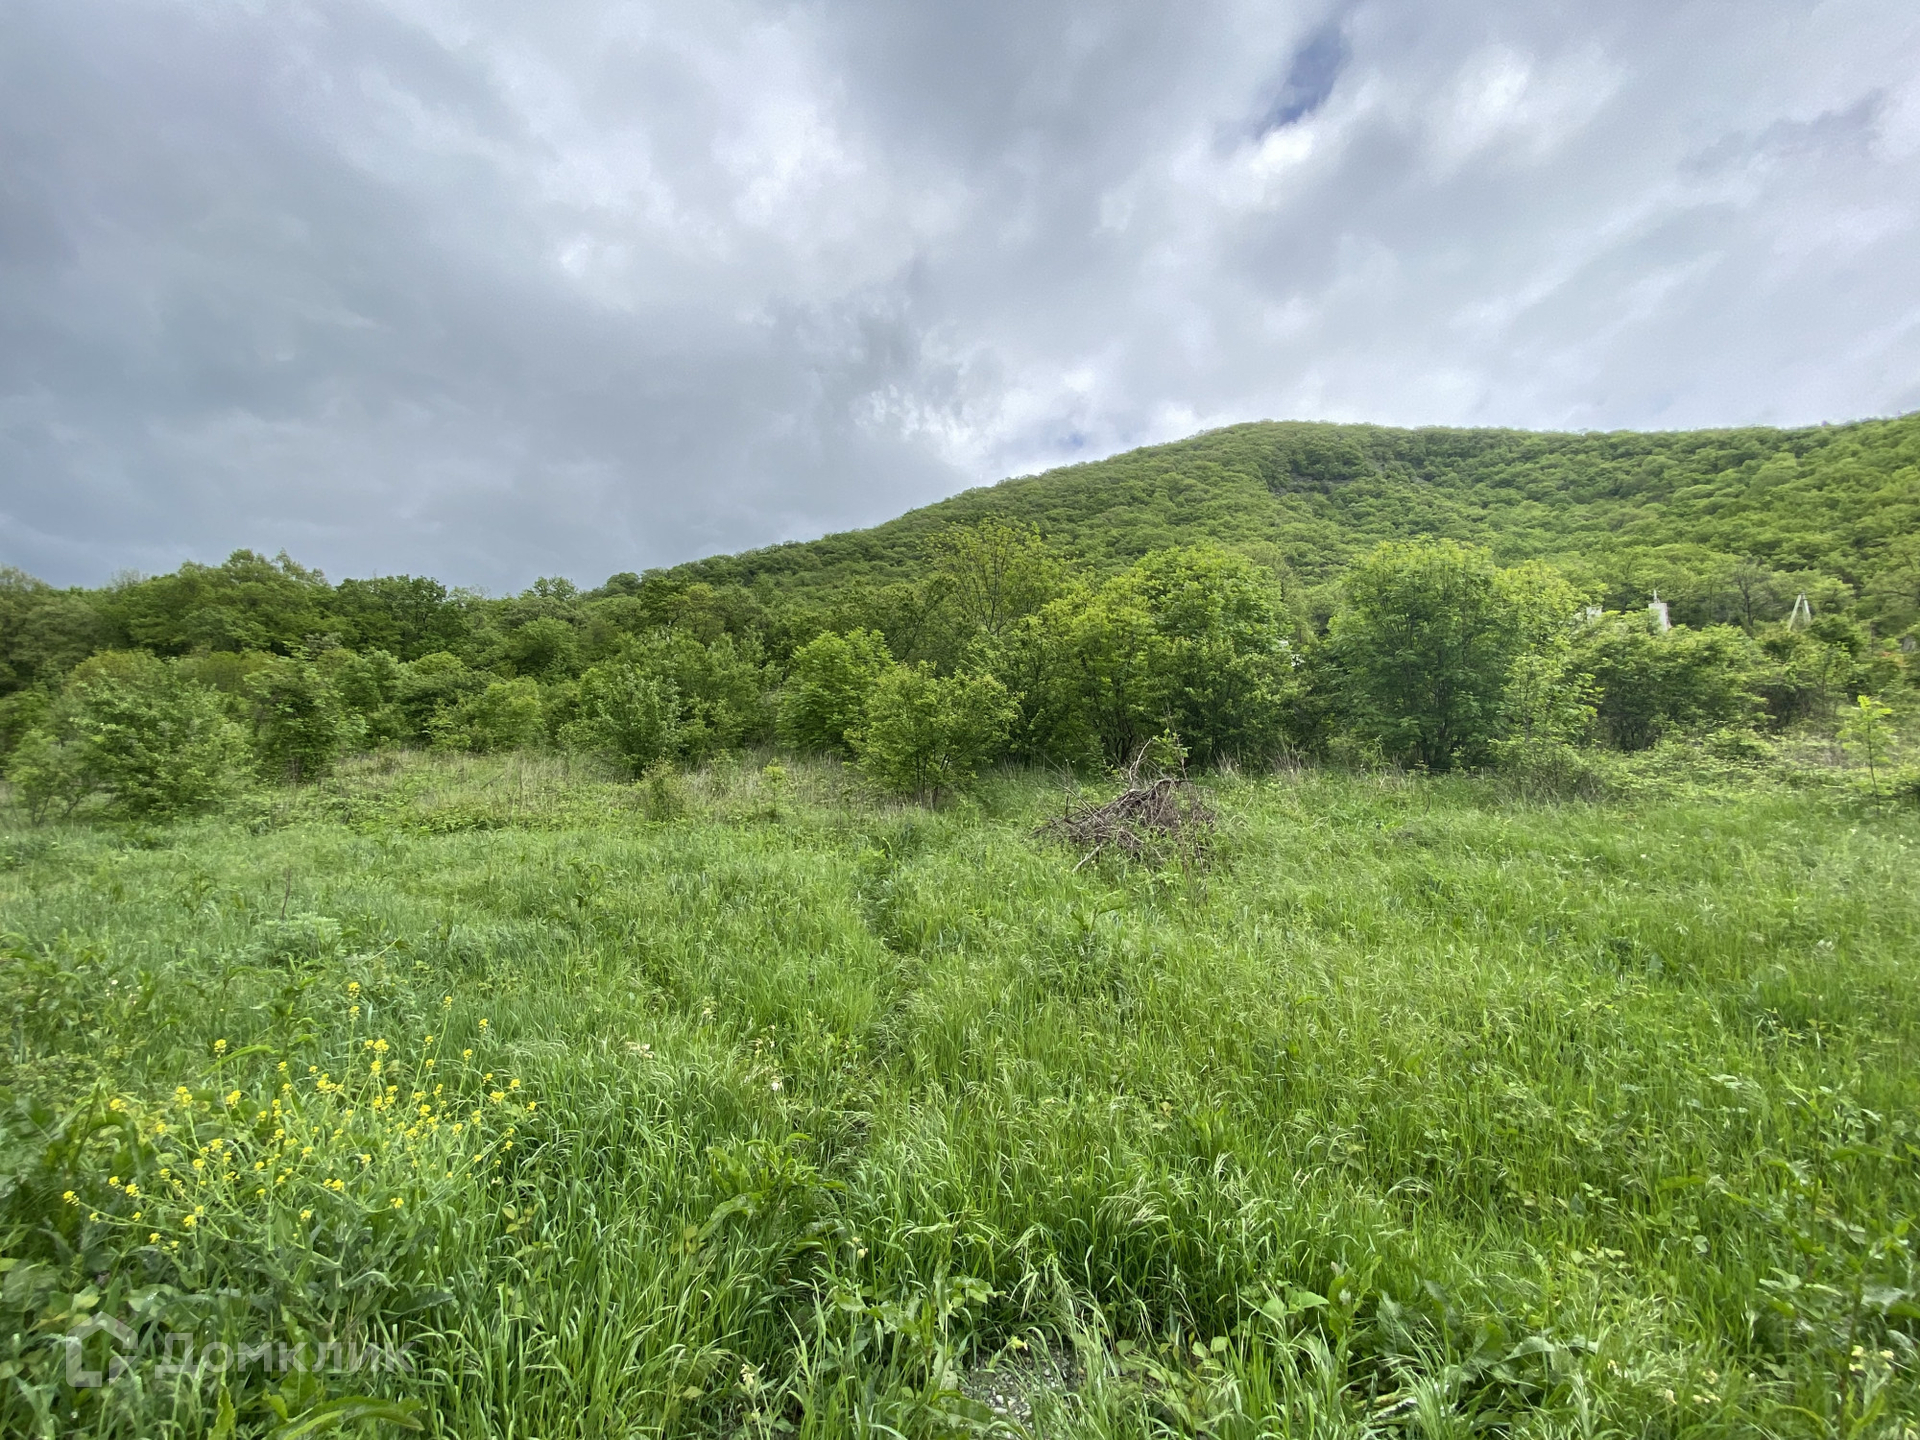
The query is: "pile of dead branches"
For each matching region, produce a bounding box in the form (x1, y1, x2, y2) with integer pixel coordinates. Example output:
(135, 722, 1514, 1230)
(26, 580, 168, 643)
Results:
(1039, 747, 1217, 870)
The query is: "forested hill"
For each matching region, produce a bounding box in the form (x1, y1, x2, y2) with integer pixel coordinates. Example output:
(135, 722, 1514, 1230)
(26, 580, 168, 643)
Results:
(3, 413, 1917, 711)
(669, 414, 1920, 614)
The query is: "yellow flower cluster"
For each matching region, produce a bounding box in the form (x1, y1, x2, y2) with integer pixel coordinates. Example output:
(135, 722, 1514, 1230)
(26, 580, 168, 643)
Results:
(72, 997, 536, 1255)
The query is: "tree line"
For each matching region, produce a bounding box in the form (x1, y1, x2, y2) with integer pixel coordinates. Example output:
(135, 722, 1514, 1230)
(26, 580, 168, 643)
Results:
(1, 516, 1910, 818)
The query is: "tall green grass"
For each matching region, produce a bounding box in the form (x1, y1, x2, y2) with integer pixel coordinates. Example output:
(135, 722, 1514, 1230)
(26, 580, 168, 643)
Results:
(3, 752, 1916, 1437)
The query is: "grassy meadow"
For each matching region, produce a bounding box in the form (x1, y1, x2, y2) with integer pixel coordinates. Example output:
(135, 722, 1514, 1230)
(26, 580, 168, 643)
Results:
(3, 751, 1917, 1438)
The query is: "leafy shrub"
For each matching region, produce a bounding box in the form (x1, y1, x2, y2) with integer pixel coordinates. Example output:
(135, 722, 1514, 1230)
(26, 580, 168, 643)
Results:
(393, 652, 488, 742)
(642, 761, 687, 819)
(1573, 616, 1761, 749)
(502, 615, 580, 679)
(246, 656, 346, 783)
(1889, 763, 1920, 806)
(318, 646, 411, 747)
(564, 662, 682, 772)
(1838, 693, 1898, 795)
(851, 665, 1013, 802)
(989, 545, 1296, 769)
(0, 686, 51, 763)
(622, 631, 773, 761)
(5, 653, 248, 820)
(1328, 540, 1577, 771)
(777, 628, 892, 756)
(1488, 736, 1609, 801)
(431, 678, 545, 754)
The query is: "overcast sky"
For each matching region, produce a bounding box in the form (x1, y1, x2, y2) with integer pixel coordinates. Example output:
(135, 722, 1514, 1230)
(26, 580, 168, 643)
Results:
(4, 0, 1918, 591)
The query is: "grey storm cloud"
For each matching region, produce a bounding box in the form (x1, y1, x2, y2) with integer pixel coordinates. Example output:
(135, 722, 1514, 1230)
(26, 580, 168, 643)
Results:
(2, 0, 1918, 591)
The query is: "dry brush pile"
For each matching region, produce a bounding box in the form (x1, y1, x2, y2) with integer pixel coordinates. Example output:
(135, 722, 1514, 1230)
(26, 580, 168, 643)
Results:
(1038, 748, 1217, 870)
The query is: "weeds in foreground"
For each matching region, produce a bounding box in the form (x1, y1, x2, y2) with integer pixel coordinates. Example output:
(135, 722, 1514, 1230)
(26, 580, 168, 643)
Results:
(1, 751, 1916, 1437)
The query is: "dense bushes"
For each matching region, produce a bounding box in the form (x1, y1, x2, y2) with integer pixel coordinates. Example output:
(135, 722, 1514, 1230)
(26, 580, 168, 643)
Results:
(1328, 542, 1578, 771)
(850, 665, 1014, 802)
(6, 653, 248, 819)
(564, 663, 683, 772)
(778, 629, 893, 757)
(3, 509, 1914, 818)
(246, 655, 346, 782)
(1574, 617, 1760, 749)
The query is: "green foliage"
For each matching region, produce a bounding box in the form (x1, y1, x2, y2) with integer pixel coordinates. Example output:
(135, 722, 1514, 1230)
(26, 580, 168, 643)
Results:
(851, 664, 1014, 801)
(501, 616, 580, 680)
(3, 754, 1919, 1436)
(111, 549, 330, 656)
(245, 657, 345, 784)
(1329, 540, 1564, 771)
(662, 415, 1920, 619)
(1104, 545, 1297, 765)
(1839, 693, 1897, 795)
(391, 652, 488, 743)
(0, 567, 111, 695)
(1574, 616, 1762, 750)
(925, 516, 1066, 646)
(777, 629, 893, 756)
(564, 662, 682, 772)
(10, 415, 1920, 798)
(987, 546, 1297, 768)
(0, 687, 52, 764)
(431, 679, 547, 754)
(316, 647, 410, 748)
(614, 630, 773, 762)
(327, 574, 475, 661)
(6, 653, 248, 820)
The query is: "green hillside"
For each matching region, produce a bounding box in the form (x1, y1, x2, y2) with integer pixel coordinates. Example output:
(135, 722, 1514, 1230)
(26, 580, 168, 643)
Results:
(671, 416, 1920, 628)
(5, 423, 1920, 1437)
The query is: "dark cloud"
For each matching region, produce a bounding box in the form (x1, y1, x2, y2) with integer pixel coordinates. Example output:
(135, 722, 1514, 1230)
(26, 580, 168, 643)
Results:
(1259, 20, 1350, 134)
(2, 0, 1917, 590)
